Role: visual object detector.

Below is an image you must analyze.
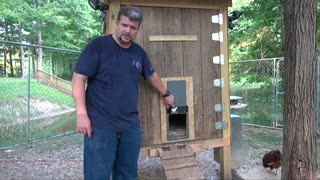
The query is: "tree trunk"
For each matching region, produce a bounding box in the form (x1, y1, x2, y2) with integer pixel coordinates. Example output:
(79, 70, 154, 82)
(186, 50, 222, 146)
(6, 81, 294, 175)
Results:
(32, 47, 36, 78)
(3, 21, 8, 77)
(280, 1, 318, 179)
(3, 46, 7, 77)
(19, 22, 25, 78)
(49, 50, 53, 75)
(8, 47, 14, 77)
(36, 0, 43, 72)
(37, 30, 43, 71)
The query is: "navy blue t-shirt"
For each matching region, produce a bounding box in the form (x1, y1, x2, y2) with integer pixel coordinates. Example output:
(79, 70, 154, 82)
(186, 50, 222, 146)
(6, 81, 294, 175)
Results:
(74, 35, 155, 131)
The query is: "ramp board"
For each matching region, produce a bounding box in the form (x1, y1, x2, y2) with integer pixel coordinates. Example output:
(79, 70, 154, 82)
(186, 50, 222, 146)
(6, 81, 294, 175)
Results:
(158, 144, 205, 179)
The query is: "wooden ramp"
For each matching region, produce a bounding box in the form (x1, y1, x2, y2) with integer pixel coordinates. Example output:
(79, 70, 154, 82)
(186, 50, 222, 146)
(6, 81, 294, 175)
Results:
(158, 144, 205, 180)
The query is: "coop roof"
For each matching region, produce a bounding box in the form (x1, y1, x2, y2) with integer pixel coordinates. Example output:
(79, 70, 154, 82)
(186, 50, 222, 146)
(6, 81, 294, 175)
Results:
(104, 0, 232, 7)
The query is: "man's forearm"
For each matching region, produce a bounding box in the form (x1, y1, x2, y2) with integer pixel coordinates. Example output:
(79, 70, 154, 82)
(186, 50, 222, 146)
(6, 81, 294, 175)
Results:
(148, 72, 167, 95)
(72, 73, 88, 115)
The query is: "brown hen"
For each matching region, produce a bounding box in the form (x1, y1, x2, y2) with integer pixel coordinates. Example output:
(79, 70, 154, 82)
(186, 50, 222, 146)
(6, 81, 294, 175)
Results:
(262, 149, 282, 175)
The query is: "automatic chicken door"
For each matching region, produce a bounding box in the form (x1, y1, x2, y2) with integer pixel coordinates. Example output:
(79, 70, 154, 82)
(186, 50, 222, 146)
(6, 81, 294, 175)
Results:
(160, 77, 195, 143)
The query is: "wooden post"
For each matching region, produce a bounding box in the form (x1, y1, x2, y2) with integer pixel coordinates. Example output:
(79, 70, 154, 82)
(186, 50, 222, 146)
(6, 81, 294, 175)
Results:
(106, 1, 120, 35)
(219, 7, 232, 180)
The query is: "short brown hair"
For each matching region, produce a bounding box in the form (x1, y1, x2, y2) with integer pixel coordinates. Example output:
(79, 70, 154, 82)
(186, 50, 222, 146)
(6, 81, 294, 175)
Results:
(117, 6, 143, 27)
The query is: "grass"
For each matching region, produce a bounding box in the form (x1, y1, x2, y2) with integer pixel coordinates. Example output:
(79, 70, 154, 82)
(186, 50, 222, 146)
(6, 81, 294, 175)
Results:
(230, 83, 283, 127)
(244, 127, 282, 150)
(0, 77, 74, 106)
(0, 77, 76, 148)
(31, 112, 76, 139)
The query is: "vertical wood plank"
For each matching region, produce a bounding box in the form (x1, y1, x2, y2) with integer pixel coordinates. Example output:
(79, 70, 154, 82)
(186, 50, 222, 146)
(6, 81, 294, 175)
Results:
(181, 9, 203, 140)
(219, 7, 232, 180)
(200, 9, 222, 139)
(142, 7, 164, 145)
(162, 8, 183, 77)
(107, 2, 120, 35)
(134, 12, 149, 147)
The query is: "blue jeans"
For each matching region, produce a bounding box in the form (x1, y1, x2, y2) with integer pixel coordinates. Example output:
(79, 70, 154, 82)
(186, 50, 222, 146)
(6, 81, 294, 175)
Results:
(83, 127, 141, 180)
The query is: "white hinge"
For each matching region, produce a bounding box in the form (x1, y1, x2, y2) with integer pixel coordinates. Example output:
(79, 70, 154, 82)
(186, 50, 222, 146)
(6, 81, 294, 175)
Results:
(212, 31, 223, 42)
(215, 120, 226, 130)
(213, 55, 225, 65)
(214, 103, 225, 112)
(213, 79, 224, 88)
(211, 14, 223, 25)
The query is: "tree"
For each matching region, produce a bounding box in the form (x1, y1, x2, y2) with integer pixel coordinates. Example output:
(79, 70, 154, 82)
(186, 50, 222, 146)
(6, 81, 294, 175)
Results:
(229, 0, 284, 61)
(0, 0, 101, 78)
(280, 1, 317, 179)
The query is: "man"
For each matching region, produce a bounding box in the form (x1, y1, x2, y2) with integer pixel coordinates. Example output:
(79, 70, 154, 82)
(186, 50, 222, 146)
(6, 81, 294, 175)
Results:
(72, 5, 174, 180)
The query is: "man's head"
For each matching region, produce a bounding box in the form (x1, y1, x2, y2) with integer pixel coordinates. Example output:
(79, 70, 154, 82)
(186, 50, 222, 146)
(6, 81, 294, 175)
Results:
(114, 6, 143, 48)
(117, 6, 143, 27)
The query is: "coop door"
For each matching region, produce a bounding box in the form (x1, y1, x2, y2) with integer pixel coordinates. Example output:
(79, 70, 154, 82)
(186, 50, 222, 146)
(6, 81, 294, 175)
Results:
(160, 77, 194, 143)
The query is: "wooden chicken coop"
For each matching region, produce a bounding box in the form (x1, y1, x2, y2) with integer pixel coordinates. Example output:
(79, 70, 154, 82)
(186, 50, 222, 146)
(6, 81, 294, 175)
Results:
(102, 0, 232, 179)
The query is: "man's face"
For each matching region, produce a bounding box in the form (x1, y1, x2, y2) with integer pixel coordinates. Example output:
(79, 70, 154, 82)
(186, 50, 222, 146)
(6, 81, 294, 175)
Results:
(115, 15, 140, 47)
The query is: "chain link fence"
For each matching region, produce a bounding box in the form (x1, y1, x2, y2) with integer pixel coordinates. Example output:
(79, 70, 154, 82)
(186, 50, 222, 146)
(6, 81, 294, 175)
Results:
(1, 40, 318, 148)
(230, 58, 284, 128)
(230, 57, 320, 134)
(0, 40, 80, 149)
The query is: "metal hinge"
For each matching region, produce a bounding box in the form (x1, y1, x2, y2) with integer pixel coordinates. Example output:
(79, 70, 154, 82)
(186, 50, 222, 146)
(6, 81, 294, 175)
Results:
(213, 55, 224, 65)
(214, 103, 225, 112)
(211, 14, 223, 25)
(215, 120, 226, 130)
(212, 31, 223, 42)
(213, 78, 224, 88)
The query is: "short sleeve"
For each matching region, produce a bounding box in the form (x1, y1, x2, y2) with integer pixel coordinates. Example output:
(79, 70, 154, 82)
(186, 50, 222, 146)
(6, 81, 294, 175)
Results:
(73, 38, 100, 77)
(140, 50, 155, 80)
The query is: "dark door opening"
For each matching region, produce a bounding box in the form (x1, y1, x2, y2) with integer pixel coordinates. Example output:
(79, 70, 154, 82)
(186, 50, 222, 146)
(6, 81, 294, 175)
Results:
(167, 113, 189, 141)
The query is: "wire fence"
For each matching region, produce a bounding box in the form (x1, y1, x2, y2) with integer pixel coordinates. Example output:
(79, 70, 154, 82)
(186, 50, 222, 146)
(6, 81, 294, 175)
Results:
(0, 39, 318, 149)
(230, 58, 285, 128)
(0, 40, 80, 149)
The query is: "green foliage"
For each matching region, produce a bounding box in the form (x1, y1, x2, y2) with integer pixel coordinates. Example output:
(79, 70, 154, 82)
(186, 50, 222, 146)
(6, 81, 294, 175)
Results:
(0, 0, 101, 78)
(229, 0, 284, 61)
(231, 84, 277, 127)
(0, 77, 75, 147)
(0, 0, 101, 49)
(0, 77, 73, 106)
(228, 0, 286, 93)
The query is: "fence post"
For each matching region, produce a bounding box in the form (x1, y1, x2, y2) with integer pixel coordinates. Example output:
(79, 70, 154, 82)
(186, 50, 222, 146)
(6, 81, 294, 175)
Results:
(272, 58, 277, 127)
(26, 46, 31, 147)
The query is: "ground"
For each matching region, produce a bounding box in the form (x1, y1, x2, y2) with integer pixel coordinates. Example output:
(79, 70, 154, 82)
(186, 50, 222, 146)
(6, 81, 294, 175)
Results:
(0, 125, 318, 179)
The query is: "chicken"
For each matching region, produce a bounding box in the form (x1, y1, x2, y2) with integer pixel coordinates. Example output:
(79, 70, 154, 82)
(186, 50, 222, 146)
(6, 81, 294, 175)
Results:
(262, 149, 282, 175)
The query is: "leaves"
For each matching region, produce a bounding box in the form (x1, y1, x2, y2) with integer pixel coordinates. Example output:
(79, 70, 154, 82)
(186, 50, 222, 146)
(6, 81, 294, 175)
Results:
(0, 0, 101, 50)
(229, 0, 284, 61)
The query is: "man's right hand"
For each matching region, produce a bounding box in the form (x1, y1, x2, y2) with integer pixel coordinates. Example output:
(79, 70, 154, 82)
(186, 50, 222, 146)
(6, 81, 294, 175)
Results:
(76, 114, 92, 137)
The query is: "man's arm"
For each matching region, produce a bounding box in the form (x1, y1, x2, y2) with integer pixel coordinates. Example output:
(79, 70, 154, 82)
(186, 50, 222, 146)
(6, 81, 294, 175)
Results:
(148, 72, 174, 108)
(72, 72, 92, 137)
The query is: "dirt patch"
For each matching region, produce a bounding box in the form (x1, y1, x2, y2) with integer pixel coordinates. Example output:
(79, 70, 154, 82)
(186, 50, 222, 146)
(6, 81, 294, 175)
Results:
(0, 126, 318, 179)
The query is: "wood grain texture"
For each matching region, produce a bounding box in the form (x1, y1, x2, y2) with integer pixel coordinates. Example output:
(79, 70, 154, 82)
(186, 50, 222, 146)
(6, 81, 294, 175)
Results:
(142, 7, 164, 145)
(200, 9, 222, 139)
(134, 22, 149, 146)
(149, 35, 198, 41)
(107, 2, 120, 34)
(162, 8, 183, 77)
(181, 9, 203, 140)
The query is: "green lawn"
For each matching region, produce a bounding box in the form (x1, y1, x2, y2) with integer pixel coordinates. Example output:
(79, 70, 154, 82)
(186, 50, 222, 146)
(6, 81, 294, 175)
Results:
(230, 83, 283, 127)
(0, 77, 73, 106)
(0, 77, 76, 148)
